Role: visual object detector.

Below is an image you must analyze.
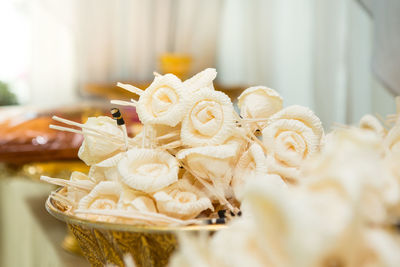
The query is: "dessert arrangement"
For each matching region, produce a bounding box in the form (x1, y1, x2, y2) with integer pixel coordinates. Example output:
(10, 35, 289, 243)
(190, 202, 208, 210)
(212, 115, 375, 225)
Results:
(169, 105, 400, 266)
(41, 68, 325, 225)
(40, 68, 400, 266)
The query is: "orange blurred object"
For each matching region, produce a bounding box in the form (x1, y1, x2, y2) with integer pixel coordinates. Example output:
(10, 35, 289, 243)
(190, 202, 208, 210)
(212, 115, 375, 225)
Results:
(159, 53, 192, 79)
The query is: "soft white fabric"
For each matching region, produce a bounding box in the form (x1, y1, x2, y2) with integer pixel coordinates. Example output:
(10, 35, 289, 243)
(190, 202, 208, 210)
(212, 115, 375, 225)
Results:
(1, 0, 396, 125)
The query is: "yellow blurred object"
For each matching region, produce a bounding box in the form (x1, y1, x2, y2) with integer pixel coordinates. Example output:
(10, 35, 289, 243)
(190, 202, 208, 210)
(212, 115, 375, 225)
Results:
(159, 53, 192, 80)
(22, 161, 89, 181)
(62, 229, 83, 256)
(46, 188, 225, 267)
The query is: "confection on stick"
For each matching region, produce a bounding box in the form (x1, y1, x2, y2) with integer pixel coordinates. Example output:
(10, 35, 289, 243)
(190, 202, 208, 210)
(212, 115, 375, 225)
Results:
(41, 68, 327, 226)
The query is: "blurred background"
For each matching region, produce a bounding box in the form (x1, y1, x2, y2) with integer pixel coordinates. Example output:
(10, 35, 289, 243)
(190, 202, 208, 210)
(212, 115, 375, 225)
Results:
(0, 0, 398, 266)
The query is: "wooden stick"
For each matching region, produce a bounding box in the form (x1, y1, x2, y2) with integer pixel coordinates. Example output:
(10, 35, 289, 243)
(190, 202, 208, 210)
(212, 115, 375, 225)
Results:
(75, 209, 200, 226)
(153, 71, 162, 77)
(50, 124, 124, 146)
(142, 125, 148, 148)
(117, 82, 144, 96)
(375, 113, 391, 129)
(249, 130, 268, 152)
(51, 117, 136, 147)
(240, 117, 270, 122)
(234, 128, 268, 153)
(110, 100, 137, 107)
(52, 116, 129, 143)
(40, 176, 93, 190)
(180, 162, 234, 212)
(156, 131, 180, 141)
(121, 125, 129, 151)
(50, 125, 100, 139)
(159, 140, 182, 150)
(50, 191, 75, 206)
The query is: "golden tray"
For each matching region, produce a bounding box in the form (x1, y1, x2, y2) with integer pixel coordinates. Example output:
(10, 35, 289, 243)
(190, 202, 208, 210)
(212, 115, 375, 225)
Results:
(45, 189, 225, 267)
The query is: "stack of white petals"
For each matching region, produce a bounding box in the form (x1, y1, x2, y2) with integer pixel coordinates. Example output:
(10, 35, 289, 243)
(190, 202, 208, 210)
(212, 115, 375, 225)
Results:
(170, 112, 400, 266)
(42, 66, 400, 261)
(45, 68, 308, 224)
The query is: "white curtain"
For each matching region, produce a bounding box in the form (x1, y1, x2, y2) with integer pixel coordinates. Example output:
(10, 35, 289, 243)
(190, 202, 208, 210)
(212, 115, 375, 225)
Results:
(24, 0, 397, 127)
(24, 0, 221, 107)
(217, 0, 396, 129)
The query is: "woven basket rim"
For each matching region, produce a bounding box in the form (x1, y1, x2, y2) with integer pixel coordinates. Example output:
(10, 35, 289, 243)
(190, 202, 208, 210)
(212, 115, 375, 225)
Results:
(45, 187, 227, 233)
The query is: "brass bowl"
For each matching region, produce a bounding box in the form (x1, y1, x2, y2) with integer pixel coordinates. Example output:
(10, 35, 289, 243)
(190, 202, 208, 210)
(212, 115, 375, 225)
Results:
(45, 190, 225, 267)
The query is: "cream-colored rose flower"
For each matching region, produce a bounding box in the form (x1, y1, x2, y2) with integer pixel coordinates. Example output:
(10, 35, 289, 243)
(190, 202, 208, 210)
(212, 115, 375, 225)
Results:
(136, 74, 186, 127)
(181, 88, 236, 146)
(384, 122, 400, 155)
(117, 187, 157, 213)
(183, 68, 217, 92)
(359, 114, 386, 138)
(262, 105, 323, 182)
(303, 128, 400, 224)
(153, 179, 213, 220)
(78, 181, 121, 210)
(88, 152, 125, 182)
(66, 171, 95, 204)
(238, 86, 283, 130)
(231, 143, 269, 200)
(78, 116, 124, 166)
(176, 142, 240, 198)
(117, 148, 179, 193)
(179, 171, 212, 200)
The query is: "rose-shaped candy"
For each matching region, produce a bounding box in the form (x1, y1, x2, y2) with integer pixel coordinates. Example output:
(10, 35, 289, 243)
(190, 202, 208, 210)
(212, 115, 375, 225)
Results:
(67, 171, 95, 204)
(183, 68, 217, 92)
(88, 152, 125, 182)
(262, 105, 323, 182)
(117, 187, 157, 212)
(177, 141, 240, 199)
(77, 181, 122, 222)
(118, 148, 179, 193)
(244, 177, 399, 267)
(135, 74, 186, 127)
(359, 114, 386, 138)
(181, 88, 236, 146)
(179, 171, 212, 200)
(78, 116, 124, 166)
(78, 181, 121, 210)
(153, 178, 213, 219)
(238, 86, 283, 130)
(231, 143, 269, 200)
(384, 122, 400, 155)
(303, 128, 400, 224)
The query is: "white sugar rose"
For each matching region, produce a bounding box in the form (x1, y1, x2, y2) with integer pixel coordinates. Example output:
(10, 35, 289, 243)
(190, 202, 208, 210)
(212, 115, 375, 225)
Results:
(262, 105, 323, 182)
(231, 143, 269, 200)
(238, 86, 283, 130)
(78, 116, 124, 166)
(117, 187, 157, 213)
(384, 122, 400, 155)
(117, 148, 179, 193)
(303, 128, 400, 224)
(66, 171, 95, 204)
(78, 181, 121, 210)
(88, 152, 125, 182)
(78, 181, 121, 222)
(181, 88, 236, 147)
(182, 68, 217, 92)
(153, 179, 213, 220)
(176, 141, 240, 198)
(136, 74, 186, 127)
(359, 114, 386, 138)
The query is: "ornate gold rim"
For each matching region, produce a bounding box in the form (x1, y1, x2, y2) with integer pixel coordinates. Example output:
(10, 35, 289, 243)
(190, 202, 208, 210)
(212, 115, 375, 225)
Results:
(45, 187, 227, 233)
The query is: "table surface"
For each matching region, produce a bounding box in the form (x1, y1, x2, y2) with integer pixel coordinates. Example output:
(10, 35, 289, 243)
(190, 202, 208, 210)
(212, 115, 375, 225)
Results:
(0, 176, 89, 267)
